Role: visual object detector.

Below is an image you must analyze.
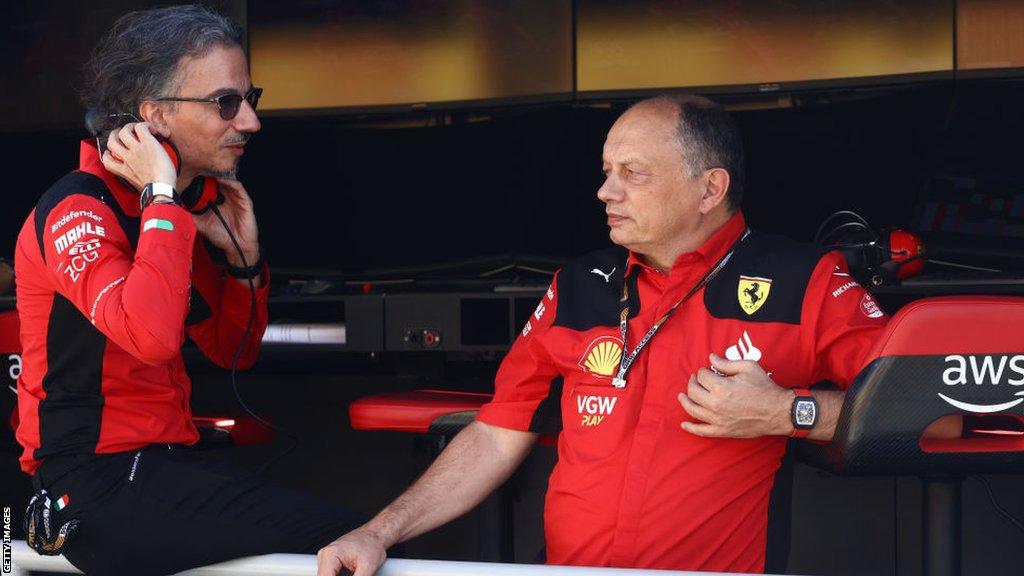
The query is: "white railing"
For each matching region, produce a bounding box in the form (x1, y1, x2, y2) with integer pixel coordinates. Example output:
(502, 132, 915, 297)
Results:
(11, 540, 751, 576)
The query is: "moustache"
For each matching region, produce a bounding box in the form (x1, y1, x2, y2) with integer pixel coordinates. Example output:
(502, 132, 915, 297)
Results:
(224, 134, 252, 146)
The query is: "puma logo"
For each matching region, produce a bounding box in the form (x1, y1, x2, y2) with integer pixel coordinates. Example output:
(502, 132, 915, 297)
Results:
(591, 267, 616, 283)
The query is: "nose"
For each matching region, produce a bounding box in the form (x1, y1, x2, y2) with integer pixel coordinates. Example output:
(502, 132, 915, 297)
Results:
(232, 99, 261, 133)
(597, 174, 623, 203)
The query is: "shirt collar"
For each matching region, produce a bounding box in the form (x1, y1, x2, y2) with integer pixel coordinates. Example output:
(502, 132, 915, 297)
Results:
(78, 139, 142, 217)
(625, 210, 747, 277)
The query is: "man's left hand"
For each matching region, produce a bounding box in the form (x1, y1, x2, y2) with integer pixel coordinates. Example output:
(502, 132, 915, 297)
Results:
(678, 353, 791, 438)
(193, 178, 260, 268)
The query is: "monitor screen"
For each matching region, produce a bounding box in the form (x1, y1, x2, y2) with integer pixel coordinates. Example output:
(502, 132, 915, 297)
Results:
(0, 0, 245, 131)
(958, 0, 1024, 72)
(576, 0, 954, 96)
(249, 0, 573, 112)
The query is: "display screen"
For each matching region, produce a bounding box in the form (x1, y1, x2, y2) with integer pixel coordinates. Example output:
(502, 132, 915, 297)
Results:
(5, 1, 1009, 126)
(576, 0, 954, 94)
(249, 0, 573, 111)
(958, 0, 1024, 71)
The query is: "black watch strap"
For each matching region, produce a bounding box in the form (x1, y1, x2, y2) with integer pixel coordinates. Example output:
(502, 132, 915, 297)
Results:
(225, 249, 264, 279)
(790, 389, 817, 438)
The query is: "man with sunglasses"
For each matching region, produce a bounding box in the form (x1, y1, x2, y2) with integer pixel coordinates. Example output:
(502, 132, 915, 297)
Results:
(13, 5, 360, 575)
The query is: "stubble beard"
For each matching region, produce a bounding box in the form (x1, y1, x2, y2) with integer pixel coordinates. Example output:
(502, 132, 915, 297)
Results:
(207, 157, 240, 180)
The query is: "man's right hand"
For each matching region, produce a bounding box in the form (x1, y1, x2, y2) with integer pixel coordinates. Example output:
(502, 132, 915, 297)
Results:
(316, 526, 389, 576)
(100, 122, 177, 191)
(313, 422, 536, 576)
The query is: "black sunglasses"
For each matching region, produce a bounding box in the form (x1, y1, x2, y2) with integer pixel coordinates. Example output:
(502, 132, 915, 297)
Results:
(156, 86, 262, 121)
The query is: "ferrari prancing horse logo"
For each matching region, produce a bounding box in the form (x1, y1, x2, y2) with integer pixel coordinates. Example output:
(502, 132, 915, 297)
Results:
(738, 275, 772, 315)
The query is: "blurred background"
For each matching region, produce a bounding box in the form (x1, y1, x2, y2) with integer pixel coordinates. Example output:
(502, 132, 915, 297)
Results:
(3, 0, 1023, 274)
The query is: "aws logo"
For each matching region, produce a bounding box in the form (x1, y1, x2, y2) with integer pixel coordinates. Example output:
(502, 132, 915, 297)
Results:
(577, 336, 623, 378)
(577, 394, 618, 427)
(938, 354, 1024, 413)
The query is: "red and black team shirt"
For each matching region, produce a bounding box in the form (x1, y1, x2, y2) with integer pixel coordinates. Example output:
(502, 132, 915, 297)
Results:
(477, 212, 888, 573)
(14, 140, 268, 474)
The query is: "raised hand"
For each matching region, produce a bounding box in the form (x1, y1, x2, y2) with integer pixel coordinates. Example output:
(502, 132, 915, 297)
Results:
(100, 123, 177, 191)
(192, 178, 260, 268)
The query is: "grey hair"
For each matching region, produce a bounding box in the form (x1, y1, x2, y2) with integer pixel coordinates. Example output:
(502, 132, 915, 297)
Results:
(629, 94, 746, 211)
(81, 4, 243, 133)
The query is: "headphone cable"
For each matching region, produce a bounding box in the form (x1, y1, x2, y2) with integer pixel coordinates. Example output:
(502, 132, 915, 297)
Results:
(813, 210, 877, 245)
(209, 204, 298, 474)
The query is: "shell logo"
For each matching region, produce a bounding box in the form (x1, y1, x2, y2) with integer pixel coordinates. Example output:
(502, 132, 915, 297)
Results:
(578, 336, 624, 377)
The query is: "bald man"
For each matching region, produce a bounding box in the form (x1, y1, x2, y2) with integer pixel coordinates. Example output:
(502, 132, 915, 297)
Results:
(317, 95, 889, 575)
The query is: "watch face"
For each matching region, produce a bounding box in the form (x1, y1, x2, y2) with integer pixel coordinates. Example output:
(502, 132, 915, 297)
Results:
(795, 399, 817, 427)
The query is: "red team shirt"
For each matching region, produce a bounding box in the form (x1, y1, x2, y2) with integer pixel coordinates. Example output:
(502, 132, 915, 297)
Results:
(15, 141, 268, 474)
(477, 212, 887, 572)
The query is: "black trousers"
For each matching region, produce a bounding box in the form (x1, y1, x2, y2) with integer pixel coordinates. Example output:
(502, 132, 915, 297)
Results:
(32, 445, 363, 576)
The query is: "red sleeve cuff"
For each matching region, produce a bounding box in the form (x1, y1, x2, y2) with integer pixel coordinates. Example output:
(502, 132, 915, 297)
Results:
(137, 204, 196, 252)
(476, 401, 537, 432)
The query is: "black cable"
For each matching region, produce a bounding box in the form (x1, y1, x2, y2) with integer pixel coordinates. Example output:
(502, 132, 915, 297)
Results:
(813, 210, 876, 244)
(972, 475, 1024, 534)
(926, 259, 1002, 273)
(209, 204, 298, 474)
(816, 221, 877, 246)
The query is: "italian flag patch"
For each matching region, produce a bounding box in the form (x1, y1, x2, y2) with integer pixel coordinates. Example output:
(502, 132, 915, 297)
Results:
(53, 493, 70, 511)
(143, 218, 174, 232)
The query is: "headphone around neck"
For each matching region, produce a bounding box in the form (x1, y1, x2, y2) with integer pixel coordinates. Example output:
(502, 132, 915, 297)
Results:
(85, 108, 224, 214)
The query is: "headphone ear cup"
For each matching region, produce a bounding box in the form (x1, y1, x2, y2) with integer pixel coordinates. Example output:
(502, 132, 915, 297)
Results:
(887, 229, 926, 280)
(180, 176, 223, 214)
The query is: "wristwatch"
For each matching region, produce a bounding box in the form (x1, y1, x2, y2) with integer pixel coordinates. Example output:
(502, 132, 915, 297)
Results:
(140, 182, 177, 210)
(790, 389, 818, 438)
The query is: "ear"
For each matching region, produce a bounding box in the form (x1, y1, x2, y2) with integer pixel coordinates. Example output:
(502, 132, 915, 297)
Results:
(699, 168, 731, 214)
(138, 101, 171, 139)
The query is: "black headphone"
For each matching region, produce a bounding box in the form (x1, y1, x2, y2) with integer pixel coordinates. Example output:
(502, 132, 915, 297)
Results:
(815, 211, 926, 287)
(85, 109, 223, 214)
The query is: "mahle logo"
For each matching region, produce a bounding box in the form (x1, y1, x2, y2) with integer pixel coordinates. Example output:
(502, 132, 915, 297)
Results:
(938, 354, 1024, 413)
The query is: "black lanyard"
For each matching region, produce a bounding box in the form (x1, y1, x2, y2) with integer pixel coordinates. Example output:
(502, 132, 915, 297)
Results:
(612, 229, 750, 388)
